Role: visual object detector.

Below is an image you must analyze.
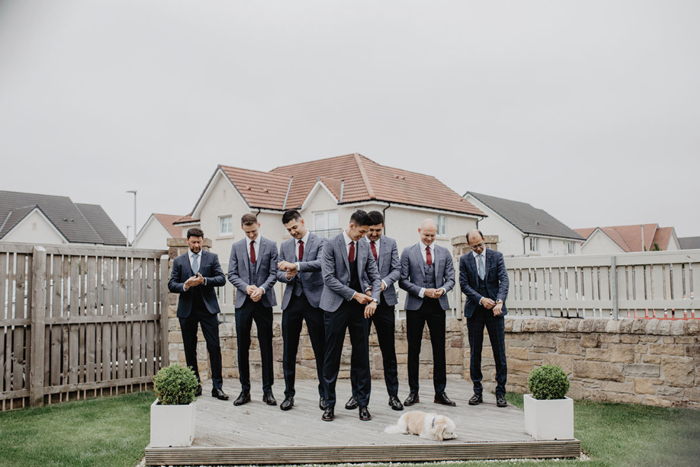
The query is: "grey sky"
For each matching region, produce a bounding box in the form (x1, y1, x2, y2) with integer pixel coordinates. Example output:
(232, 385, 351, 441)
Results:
(1, 1, 698, 241)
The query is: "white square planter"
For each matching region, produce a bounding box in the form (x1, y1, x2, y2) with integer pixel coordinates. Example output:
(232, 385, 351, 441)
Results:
(150, 399, 196, 447)
(523, 394, 574, 440)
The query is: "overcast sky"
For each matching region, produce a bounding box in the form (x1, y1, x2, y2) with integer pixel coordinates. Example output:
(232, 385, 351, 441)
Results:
(1, 1, 698, 241)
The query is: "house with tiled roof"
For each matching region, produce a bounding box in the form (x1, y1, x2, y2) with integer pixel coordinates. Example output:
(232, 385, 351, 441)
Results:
(0, 190, 126, 246)
(175, 153, 486, 281)
(679, 236, 700, 250)
(463, 192, 584, 257)
(132, 213, 184, 249)
(575, 224, 681, 255)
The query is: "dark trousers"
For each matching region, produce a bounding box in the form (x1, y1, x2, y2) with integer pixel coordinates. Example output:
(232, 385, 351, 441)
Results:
(406, 298, 446, 394)
(282, 293, 325, 398)
(323, 300, 371, 408)
(467, 306, 507, 396)
(350, 303, 399, 397)
(235, 299, 274, 393)
(179, 306, 223, 390)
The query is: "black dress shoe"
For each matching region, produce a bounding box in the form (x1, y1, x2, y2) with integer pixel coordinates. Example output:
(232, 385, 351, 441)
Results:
(345, 395, 358, 410)
(388, 395, 404, 411)
(263, 392, 277, 406)
(404, 392, 420, 406)
(322, 406, 335, 421)
(211, 388, 229, 400)
(496, 394, 508, 407)
(233, 391, 251, 406)
(195, 384, 202, 396)
(358, 406, 372, 421)
(280, 396, 294, 411)
(434, 392, 456, 407)
(468, 393, 483, 406)
(319, 396, 327, 411)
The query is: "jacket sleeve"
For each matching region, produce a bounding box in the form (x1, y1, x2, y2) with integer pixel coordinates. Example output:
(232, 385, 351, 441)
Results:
(261, 241, 279, 292)
(297, 237, 324, 273)
(365, 250, 382, 296)
(276, 243, 290, 283)
(442, 250, 455, 292)
(227, 244, 250, 294)
(459, 255, 483, 305)
(383, 240, 401, 289)
(204, 253, 226, 287)
(399, 248, 422, 297)
(496, 252, 509, 302)
(322, 239, 356, 302)
(168, 257, 187, 294)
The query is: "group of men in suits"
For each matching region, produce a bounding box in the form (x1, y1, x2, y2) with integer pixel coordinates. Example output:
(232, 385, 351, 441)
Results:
(168, 210, 510, 422)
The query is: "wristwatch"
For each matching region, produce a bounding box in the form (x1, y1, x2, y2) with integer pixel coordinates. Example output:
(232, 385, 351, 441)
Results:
(496, 299, 503, 304)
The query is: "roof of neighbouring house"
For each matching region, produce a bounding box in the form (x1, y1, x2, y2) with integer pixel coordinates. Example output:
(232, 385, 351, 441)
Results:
(465, 192, 584, 240)
(679, 236, 700, 250)
(151, 213, 185, 238)
(575, 224, 676, 252)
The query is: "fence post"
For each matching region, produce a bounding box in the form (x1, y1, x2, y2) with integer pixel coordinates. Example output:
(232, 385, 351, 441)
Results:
(159, 254, 170, 368)
(29, 246, 47, 407)
(610, 255, 619, 320)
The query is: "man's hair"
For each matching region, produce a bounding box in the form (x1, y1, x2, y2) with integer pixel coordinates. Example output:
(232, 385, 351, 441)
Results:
(349, 209, 372, 227)
(282, 209, 302, 224)
(241, 213, 258, 226)
(367, 210, 384, 226)
(467, 229, 485, 243)
(187, 228, 204, 239)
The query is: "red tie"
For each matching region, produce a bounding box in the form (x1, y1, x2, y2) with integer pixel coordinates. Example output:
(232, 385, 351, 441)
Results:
(250, 240, 256, 264)
(349, 241, 355, 263)
(426, 246, 432, 266)
(370, 241, 378, 261)
(298, 239, 304, 261)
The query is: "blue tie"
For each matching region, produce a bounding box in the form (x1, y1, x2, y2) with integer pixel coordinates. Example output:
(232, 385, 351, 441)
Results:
(478, 254, 485, 280)
(192, 254, 199, 275)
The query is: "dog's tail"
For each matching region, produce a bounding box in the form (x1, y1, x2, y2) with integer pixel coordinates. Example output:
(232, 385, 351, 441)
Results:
(384, 424, 403, 434)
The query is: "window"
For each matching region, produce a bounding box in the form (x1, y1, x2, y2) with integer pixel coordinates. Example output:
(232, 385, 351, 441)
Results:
(530, 237, 539, 252)
(567, 241, 576, 255)
(313, 211, 340, 238)
(219, 216, 233, 236)
(548, 239, 553, 252)
(437, 215, 447, 236)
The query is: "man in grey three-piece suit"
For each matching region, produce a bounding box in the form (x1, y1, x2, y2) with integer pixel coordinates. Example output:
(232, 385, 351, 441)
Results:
(319, 210, 381, 422)
(399, 218, 456, 407)
(276, 210, 326, 411)
(227, 214, 278, 407)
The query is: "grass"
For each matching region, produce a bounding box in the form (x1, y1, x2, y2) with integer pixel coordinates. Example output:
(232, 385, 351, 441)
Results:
(0, 390, 699, 467)
(0, 391, 153, 467)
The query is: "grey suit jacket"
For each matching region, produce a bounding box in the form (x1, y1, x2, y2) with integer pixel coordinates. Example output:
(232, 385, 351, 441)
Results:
(227, 236, 278, 308)
(361, 236, 401, 307)
(399, 243, 455, 311)
(277, 233, 325, 309)
(319, 232, 381, 312)
(459, 248, 509, 318)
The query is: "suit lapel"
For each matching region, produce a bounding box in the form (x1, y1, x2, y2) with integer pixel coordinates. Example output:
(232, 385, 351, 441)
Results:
(340, 235, 350, 273)
(240, 241, 252, 281)
(433, 246, 440, 284)
(413, 244, 425, 282)
(255, 238, 264, 274)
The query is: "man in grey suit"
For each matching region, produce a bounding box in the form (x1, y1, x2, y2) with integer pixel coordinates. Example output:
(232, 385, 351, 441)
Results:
(227, 214, 278, 407)
(399, 218, 456, 407)
(276, 209, 326, 411)
(346, 211, 403, 412)
(319, 210, 381, 422)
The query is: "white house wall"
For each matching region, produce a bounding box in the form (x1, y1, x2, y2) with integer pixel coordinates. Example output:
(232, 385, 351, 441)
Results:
(465, 195, 524, 256)
(2, 210, 67, 245)
(132, 216, 172, 249)
(581, 230, 625, 255)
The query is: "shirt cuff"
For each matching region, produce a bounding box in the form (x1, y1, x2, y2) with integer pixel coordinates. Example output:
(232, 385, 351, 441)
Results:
(260, 286, 266, 294)
(478, 296, 483, 305)
(439, 287, 446, 295)
(295, 262, 300, 271)
(419, 288, 425, 298)
(381, 280, 387, 289)
(203, 277, 207, 286)
(183, 284, 189, 292)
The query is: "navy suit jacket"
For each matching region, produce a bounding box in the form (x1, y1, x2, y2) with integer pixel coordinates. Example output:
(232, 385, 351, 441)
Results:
(459, 248, 509, 318)
(361, 236, 401, 306)
(399, 243, 455, 311)
(319, 232, 381, 312)
(277, 233, 325, 309)
(168, 250, 226, 318)
(227, 236, 278, 308)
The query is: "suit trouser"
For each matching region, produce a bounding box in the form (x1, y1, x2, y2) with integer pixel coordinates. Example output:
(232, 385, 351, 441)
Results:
(235, 300, 274, 394)
(323, 300, 371, 408)
(406, 298, 446, 394)
(350, 302, 399, 398)
(179, 306, 224, 390)
(282, 293, 325, 398)
(467, 306, 507, 396)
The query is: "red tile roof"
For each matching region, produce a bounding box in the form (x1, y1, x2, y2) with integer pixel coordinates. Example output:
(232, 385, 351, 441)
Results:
(219, 166, 292, 211)
(577, 224, 676, 252)
(153, 213, 185, 238)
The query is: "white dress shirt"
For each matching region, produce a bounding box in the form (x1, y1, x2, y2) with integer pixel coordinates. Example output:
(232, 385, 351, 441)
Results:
(183, 250, 206, 290)
(418, 241, 446, 299)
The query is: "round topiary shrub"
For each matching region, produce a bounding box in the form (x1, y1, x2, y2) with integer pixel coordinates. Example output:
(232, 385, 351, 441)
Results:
(153, 364, 199, 405)
(527, 364, 570, 400)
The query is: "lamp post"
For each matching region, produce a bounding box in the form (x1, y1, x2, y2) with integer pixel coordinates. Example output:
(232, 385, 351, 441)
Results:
(126, 190, 137, 246)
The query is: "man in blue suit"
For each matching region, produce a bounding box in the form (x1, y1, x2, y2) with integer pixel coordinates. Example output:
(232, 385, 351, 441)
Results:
(276, 209, 326, 411)
(346, 211, 403, 412)
(227, 214, 278, 407)
(168, 228, 229, 400)
(399, 218, 456, 407)
(459, 229, 509, 408)
(319, 210, 381, 422)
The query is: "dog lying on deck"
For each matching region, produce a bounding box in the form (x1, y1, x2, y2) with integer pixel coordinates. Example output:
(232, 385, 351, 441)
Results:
(384, 411, 457, 441)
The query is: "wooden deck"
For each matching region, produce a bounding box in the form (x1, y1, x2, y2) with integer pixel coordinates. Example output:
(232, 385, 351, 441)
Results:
(145, 378, 580, 465)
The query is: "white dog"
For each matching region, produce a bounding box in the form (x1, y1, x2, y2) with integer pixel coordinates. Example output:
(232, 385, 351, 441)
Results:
(384, 411, 457, 441)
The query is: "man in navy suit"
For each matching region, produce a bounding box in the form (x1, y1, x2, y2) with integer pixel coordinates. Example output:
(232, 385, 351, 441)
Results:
(319, 210, 381, 422)
(459, 229, 509, 408)
(399, 218, 456, 407)
(168, 228, 229, 400)
(346, 211, 403, 412)
(276, 209, 326, 411)
(227, 214, 278, 407)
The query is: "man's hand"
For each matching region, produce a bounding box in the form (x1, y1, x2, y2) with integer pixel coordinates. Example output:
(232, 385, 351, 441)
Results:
(365, 288, 372, 297)
(482, 298, 496, 310)
(250, 287, 263, 302)
(424, 288, 439, 299)
(353, 293, 373, 304)
(381, 281, 386, 291)
(185, 274, 204, 289)
(493, 302, 503, 316)
(433, 288, 445, 298)
(277, 261, 298, 272)
(364, 301, 377, 318)
(245, 285, 257, 296)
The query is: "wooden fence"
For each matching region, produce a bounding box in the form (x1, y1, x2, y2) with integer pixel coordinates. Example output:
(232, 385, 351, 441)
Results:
(0, 243, 169, 411)
(505, 250, 698, 319)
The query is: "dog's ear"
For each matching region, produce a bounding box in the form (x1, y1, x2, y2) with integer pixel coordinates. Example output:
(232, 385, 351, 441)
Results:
(431, 419, 447, 441)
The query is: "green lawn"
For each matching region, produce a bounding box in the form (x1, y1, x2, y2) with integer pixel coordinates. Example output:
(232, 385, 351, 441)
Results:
(0, 391, 699, 467)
